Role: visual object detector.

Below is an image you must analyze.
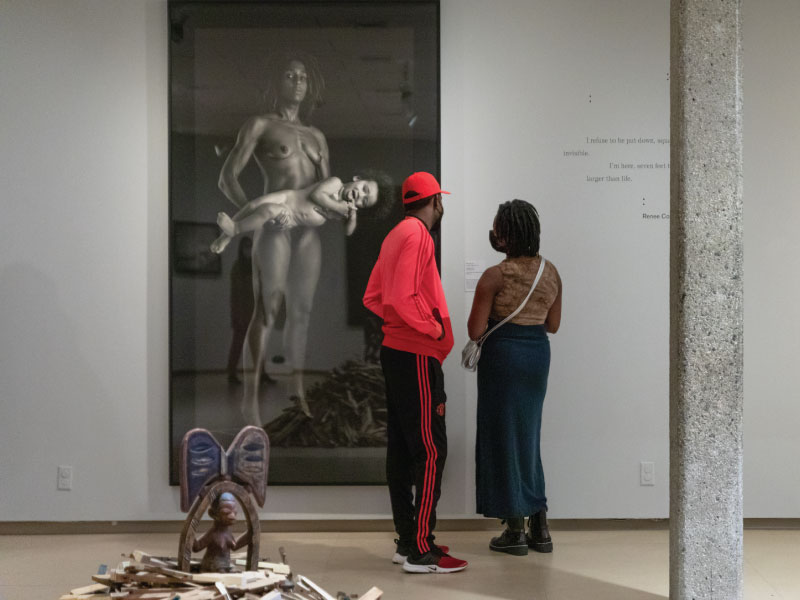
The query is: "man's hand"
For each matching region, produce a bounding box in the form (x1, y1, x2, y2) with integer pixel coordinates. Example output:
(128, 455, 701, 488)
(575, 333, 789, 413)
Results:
(432, 308, 445, 340)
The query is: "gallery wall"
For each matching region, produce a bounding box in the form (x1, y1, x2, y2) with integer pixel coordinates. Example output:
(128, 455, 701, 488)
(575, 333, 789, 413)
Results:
(0, 0, 797, 521)
(740, 0, 800, 516)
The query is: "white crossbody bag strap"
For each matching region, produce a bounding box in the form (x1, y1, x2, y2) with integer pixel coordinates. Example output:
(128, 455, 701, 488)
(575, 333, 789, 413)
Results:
(477, 257, 547, 345)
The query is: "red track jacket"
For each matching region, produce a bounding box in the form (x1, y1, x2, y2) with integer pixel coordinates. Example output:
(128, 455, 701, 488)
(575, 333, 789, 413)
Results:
(363, 216, 454, 364)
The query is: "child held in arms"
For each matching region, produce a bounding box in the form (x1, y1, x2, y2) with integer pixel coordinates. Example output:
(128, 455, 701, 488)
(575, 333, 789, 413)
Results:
(211, 173, 392, 254)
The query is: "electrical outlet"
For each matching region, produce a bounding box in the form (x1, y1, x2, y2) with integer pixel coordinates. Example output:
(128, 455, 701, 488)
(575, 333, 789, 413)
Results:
(57, 465, 73, 491)
(640, 461, 655, 486)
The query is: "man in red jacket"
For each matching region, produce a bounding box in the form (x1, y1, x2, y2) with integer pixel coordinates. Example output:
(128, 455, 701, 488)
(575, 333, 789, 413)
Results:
(363, 172, 468, 574)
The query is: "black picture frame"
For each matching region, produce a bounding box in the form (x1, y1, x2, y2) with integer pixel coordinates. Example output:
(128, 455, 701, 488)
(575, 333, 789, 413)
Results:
(168, 0, 441, 485)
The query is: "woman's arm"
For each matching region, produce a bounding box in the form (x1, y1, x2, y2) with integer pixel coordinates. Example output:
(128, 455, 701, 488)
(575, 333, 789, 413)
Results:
(219, 117, 266, 209)
(545, 271, 562, 333)
(311, 127, 330, 180)
(467, 266, 504, 340)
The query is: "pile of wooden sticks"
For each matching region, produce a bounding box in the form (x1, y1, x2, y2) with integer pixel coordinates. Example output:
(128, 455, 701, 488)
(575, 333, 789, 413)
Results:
(264, 361, 387, 447)
(60, 550, 382, 600)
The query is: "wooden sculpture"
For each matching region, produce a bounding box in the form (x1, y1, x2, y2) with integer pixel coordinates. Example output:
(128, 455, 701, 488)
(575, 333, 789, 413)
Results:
(178, 426, 270, 572)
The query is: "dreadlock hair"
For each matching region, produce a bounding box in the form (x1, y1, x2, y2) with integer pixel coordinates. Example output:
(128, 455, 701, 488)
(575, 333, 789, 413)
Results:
(494, 199, 541, 257)
(352, 169, 396, 220)
(263, 50, 325, 122)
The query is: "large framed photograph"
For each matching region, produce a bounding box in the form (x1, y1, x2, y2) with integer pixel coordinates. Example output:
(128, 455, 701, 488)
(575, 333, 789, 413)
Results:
(172, 221, 223, 276)
(168, 1, 441, 484)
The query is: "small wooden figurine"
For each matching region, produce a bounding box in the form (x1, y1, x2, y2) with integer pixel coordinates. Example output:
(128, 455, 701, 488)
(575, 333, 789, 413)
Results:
(193, 491, 249, 572)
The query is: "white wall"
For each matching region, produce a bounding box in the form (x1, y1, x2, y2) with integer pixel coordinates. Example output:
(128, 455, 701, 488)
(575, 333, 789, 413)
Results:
(742, 0, 800, 517)
(0, 0, 796, 521)
(442, 0, 672, 519)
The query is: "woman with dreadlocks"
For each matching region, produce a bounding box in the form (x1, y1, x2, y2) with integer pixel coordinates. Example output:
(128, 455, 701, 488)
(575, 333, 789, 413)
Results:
(467, 199, 563, 556)
(218, 51, 329, 423)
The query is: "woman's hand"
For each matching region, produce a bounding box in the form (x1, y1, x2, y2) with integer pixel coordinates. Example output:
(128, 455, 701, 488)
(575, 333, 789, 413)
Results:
(266, 210, 291, 230)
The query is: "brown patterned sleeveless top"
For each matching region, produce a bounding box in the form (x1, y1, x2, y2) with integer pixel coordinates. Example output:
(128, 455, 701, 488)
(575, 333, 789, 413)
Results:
(490, 255, 561, 325)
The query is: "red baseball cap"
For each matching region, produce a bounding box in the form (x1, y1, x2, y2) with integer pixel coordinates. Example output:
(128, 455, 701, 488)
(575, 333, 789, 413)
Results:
(401, 172, 450, 204)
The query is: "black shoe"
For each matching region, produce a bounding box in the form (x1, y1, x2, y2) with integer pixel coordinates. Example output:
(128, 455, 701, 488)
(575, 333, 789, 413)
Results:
(527, 509, 553, 553)
(489, 526, 528, 556)
(227, 373, 241, 385)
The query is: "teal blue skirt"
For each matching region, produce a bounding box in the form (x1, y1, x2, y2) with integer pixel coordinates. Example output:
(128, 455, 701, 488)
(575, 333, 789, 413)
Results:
(475, 321, 549, 518)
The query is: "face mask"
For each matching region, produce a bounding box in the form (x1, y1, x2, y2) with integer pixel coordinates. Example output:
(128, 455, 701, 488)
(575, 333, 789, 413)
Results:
(489, 230, 505, 253)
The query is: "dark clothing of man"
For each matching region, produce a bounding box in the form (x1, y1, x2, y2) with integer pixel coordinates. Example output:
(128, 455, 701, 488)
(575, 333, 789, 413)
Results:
(364, 215, 453, 557)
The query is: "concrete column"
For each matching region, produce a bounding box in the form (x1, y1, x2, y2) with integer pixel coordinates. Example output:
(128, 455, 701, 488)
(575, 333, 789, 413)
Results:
(669, 1, 743, 599)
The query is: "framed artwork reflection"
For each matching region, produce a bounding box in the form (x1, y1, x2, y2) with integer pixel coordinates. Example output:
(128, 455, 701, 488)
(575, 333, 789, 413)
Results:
(173, 221, 223, 276)
(168, 0, 441, 485)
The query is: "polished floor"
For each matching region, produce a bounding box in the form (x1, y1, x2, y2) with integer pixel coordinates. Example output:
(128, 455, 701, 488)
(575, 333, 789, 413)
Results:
(1, 528, 797, 599)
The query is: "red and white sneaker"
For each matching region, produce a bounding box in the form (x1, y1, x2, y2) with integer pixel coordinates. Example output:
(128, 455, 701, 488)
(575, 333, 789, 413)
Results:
(392, 540, 450, 564)
(402, 551, 468, 574)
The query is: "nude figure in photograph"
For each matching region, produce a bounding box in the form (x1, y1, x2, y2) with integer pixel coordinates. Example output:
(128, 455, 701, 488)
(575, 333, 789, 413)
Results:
(211, 175, 381, 254)
(218, 52, 329, 424)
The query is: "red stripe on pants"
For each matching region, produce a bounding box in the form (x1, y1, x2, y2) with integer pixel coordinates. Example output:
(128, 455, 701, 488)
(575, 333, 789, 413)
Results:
(416, 354, 438, 554)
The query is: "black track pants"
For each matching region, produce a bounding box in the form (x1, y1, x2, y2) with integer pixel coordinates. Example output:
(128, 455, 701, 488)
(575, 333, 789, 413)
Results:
(380, 345, 448, 556)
